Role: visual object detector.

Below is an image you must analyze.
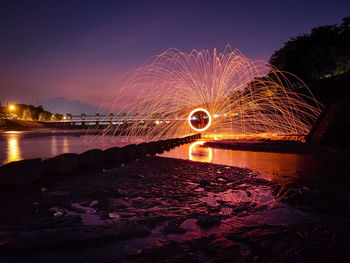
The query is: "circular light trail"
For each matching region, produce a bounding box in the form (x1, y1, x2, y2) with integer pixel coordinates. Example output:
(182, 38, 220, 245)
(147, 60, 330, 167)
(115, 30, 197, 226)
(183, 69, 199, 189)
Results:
(189, 141, 212, 162)
(188, 108, 212, 132)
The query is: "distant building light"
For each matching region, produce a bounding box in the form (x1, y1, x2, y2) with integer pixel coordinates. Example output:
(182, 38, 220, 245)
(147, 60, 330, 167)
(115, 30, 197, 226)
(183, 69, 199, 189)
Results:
(86, 122, 96, 125)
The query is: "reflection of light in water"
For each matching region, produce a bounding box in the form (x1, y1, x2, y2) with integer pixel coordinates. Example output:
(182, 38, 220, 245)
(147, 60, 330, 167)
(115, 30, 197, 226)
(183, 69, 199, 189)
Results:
(189, 141, 212, 162)
(4, 131, 22, 134)
(7, 137, 22, 163)
(63, 137, 69, 153)
(51, 136, 58, 156)
(160, 141, 318, 184)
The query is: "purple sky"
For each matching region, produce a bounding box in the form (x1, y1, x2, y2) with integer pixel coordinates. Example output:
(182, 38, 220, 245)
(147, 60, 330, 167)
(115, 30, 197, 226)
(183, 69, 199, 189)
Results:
(0, 0, 349, 108)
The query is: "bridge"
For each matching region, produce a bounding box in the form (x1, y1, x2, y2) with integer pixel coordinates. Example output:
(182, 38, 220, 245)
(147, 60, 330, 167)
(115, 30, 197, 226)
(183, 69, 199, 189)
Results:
(42, 113, 177, 130)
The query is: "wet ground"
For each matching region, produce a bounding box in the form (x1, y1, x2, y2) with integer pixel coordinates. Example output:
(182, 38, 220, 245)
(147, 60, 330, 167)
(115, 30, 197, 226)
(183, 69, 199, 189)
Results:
(1, 156, 350, 262)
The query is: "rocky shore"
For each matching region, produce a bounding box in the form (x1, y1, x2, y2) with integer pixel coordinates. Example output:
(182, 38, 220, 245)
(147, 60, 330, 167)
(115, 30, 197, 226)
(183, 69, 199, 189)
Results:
(1, 156, 349, 262)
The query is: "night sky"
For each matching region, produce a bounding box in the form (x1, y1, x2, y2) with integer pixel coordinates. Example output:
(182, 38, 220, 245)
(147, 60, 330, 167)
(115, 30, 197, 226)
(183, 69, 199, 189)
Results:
(1, 0, 349, 108)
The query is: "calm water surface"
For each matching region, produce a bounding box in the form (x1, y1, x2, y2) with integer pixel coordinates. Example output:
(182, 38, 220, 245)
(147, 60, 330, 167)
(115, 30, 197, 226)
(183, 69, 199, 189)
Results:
(0, 130, 318, 183)
(0, 130, 133, 165)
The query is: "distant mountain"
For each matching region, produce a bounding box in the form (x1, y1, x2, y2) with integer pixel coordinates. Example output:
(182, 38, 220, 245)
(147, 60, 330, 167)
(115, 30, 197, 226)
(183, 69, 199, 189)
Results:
(41, 97, 99, 115)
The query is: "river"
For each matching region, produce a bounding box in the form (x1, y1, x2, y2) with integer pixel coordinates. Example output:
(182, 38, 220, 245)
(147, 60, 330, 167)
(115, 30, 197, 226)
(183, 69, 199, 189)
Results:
(0, 130, 321, 184)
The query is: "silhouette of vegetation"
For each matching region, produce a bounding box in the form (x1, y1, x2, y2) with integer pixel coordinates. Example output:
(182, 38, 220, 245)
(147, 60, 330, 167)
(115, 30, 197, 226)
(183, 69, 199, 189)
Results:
(269, 17, 350, 105)
(0, 103, 63, 121)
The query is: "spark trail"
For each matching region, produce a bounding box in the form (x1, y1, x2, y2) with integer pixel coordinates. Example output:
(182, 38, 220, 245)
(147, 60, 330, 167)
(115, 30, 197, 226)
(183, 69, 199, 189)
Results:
(94, 46, 322, 141)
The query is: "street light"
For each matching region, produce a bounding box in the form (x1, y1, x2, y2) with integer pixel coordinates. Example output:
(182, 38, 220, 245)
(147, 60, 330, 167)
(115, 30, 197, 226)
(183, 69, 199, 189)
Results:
(9, 105, 15, 111)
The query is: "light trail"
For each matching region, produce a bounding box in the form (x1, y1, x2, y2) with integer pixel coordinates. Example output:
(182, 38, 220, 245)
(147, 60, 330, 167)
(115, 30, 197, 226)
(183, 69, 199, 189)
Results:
(92, 46, 322, 141)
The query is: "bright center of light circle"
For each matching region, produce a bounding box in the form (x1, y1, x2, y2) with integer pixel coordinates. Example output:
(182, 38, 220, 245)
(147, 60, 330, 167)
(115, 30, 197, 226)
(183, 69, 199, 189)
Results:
(188, 108, 212, 132)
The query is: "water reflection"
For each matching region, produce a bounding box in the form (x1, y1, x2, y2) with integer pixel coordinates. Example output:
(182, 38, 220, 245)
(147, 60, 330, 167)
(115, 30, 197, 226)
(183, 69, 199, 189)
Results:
(0, 132, 319, 184)
(162, 140, 318, 183)
(51, 136, 58, 156)
(7, 136, 22, 163)
(63, 137, 69, 153)
(189, 141, 212, 162)
(0, 130, 132, 165)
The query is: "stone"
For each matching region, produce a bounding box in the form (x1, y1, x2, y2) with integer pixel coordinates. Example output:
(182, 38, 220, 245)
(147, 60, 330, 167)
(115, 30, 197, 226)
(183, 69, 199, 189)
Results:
(161, 140, 171, 151)
(102, 147, 122, 169)
(147, 142, 157, 155)
(155, 141, 165, 154)
(173, 138, 180, 146)
(78, 149, 102, 170)
(121, 144, 137, 164)
(168, 139, 176, 149)
(135, 143, 148, 158)
(0, 158, 42, 185)
(207, 237, 235, 251)
(161, 222, 186, 235)
(42, 153, 79, 175)
(196, 215, 221, 228)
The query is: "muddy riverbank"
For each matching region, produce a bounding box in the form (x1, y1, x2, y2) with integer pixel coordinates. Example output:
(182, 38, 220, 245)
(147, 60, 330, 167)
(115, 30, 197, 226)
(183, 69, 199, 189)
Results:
(1, 156, 349, 262)
(203, 139, 339, 153)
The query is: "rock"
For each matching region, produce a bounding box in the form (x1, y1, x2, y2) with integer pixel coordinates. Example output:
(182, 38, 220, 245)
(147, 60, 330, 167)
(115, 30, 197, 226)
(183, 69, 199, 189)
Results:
(147, 142, 157, 155)
(121, 144, 137, 163)
(162, 140, 171, 151)
(116, 188, 128, 196)
(78, 149, 102, 170)
(49, 207, 67, 217)
(42, 153, 79, 175)
(155, 141, 165, 154)
(135, 143, 148, 158)
(109, 213, 120, 219)
(0, 158, 42, 185)
(199, 180, 211, 187)
(207, 237, 235, 251)
(161, 222, 186, 235)
(168, 139, 176, 149)
(102, 147, 122, 169)
(196, 215, 221, 228)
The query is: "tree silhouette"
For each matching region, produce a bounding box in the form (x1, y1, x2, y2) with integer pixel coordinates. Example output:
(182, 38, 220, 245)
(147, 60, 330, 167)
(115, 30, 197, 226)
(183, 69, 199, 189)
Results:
(269, 17, 350, 104)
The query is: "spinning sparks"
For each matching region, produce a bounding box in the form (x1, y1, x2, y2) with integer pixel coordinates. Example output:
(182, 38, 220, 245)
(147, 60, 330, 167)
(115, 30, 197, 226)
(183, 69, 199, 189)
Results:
(188, 108, 212, 132)
(95, 46, 322, 141)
